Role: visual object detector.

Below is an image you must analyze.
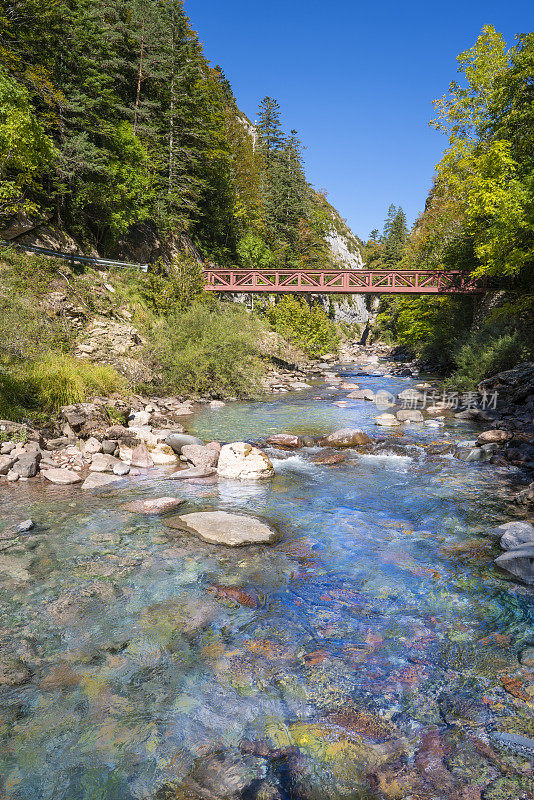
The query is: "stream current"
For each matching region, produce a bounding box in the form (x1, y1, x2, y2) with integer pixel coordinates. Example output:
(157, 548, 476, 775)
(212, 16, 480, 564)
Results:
(1, 364, 533, 799)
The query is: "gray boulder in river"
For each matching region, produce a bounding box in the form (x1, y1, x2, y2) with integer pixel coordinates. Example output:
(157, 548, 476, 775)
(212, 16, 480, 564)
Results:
(493, 521, 534, 551)
(165, 433, 203, 454)
(495, 545, 534, 584)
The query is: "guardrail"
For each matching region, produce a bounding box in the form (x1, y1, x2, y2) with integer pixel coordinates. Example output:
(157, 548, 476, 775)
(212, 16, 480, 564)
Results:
(0, 239, 149, 272)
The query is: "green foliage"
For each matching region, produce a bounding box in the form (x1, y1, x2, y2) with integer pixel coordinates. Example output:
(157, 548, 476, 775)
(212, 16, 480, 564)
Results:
(236, 232, 273, 269)
(138, 254, 204, 315)
(146, 302, 266, 397)
(29, 353, 124, 410)
(446, 332, 526, 390)
(0, 66, 54, 221)
(375, 296, 474, 364)
(267, 296, 340, 358)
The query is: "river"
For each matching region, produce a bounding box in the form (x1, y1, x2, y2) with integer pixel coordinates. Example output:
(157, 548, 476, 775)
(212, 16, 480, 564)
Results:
(1, 362, 533, 799)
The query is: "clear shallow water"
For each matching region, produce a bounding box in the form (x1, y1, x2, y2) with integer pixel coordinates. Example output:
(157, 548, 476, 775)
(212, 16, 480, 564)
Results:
(1, 366, 533, 799)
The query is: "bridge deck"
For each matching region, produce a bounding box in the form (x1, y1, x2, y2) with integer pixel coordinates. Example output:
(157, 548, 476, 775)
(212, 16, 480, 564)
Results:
(203, 269, 486, 294)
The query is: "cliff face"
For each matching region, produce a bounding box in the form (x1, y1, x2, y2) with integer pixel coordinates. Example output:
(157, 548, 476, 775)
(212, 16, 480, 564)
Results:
(323, 201, 369, 326)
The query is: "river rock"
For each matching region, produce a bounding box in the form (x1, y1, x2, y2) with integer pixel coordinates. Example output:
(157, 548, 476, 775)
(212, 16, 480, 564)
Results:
(166, 511, 281, 546)
(6, 470, 19, 482)
(81, 473, 124, 490)
(492, 521, 534, 550)
(0, 441, 14, 454)
(0, 455, 17, 475)
(165, 433, 203, 454)
(102, 439, 118, 455)
(209, 400, 226, 408)
(167, 467, 217, 480)
(113, 461, 130, 476)
(495, 545, 534, 584)
(181, 443, 219, 469)
(465, 448, 484, 462)
(14, 453, 41, 478)
(189, 750, 267, 799)
(476, 429, 511, 445)
(217, 442, 275, 480)
(346, 389, 375, 401)
(48, 581, 117, 623)
(148, 443, 177, 465)
(123, 497, 185, 514)
(0, 656, 31, 686)
(396, 409, 424, 423)
(374, 414, 400, 427)
(128, 410, 151, 427)
(397, 388, 424, 403)
(266, 434, 302, 449)
(83, 437, 102, 455)
(42, 468, 83, 485)
(320, 429, 371, 447)
(89, 453, 121, 472)
(16, 519, 35, 533)
(130, 442, 154, 469)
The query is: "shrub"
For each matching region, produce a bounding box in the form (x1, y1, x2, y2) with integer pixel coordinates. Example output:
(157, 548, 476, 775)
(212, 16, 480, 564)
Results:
(267, 296, 339, 358)
(137, 254, 204, 315)
(29, 353, 124, 411)
(375, 296, 473, 364)
(446, 332, 527, 389)
(146, 302, 266, 397)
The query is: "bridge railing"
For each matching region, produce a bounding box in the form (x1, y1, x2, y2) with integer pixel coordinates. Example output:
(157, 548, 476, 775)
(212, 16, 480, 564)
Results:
(202, 268, 487, 294)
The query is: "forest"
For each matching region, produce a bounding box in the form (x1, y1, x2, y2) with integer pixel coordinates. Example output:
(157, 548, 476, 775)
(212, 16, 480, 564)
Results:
(366, 26, 534, 386)
(0, 0, 332, 267)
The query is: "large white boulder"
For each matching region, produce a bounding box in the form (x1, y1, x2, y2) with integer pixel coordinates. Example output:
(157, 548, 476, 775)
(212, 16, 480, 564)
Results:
(217, 442, 274, 480)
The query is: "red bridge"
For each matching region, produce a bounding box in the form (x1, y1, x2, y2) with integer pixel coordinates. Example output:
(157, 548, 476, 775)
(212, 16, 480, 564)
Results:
(203, 269, 486, 294)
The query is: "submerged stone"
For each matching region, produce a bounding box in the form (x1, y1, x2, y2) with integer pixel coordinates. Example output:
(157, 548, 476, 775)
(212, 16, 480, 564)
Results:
(165, 511, 281, 547)
(320, 428, 371, 447)
(495, 546, 534, 584)
(123, 497, 185, 514)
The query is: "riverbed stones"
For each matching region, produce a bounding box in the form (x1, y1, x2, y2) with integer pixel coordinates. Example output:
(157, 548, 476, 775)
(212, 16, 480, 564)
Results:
(113, 461, 130, 476)
(0, 656, 31, 686)
(89, 452, 121, 472)
(181, 443, 219, 469)
(123, 497, 185, 514)
(81, 473, 124, 490)
(165, 511, 281, 546)
(492, 521, 534, 550)
(13, 452, 41, 478)
(217, 442, 275, 480)
(396, 409, 424, 423)
(83, 437, 102, 455)
(266, 434, 302, 449)
(148, 443, 177, 465)
(0, 455, 17, 475)
(320, 428, 371, 447)
(495, 546, 534, 584)
(130, 442, 154, 469)
(167, 467, 217, 480)
(47, 581, 118, 623)
(346, 389, 375, 401)
(42, 467, 83, 485)
(477, 429, 511, 445)
(374, 413, 400, 427)
(165, 432, 203, 454)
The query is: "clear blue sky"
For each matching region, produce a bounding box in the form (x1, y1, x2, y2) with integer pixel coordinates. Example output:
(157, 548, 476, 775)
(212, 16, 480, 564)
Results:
(185, 0, 532, 241)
